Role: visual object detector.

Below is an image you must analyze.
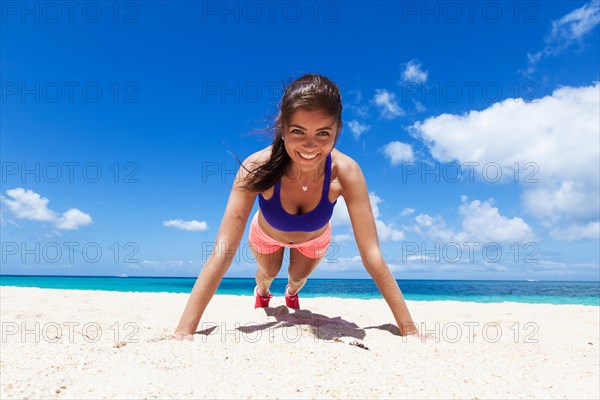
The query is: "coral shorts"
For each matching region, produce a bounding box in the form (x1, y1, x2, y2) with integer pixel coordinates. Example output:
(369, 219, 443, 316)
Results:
(248, 211, 332, 259)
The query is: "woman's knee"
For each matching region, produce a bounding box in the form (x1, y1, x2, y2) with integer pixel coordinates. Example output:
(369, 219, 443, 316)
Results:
(288, 276, 307, 286)
(258, 266, 280, 280)
(253, 248, 284, 279)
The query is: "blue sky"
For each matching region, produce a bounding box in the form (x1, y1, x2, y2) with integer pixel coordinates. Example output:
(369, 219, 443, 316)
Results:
(1, 0, 599, 280)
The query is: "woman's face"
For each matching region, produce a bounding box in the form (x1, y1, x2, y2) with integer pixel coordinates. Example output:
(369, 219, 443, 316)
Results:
(282, 108, 338, 174)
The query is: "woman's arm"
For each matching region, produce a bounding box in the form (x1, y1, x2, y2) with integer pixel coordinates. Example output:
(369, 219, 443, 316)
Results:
(339, 159, 419, 337)
(173, 156, 258, 339)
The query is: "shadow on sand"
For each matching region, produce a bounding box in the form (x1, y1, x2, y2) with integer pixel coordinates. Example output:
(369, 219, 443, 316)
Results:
(188, 305, 403, 341)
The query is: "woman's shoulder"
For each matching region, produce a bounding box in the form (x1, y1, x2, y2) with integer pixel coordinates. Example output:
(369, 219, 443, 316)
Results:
(330, 148, 360, 181)
(330, 148, 355, 168)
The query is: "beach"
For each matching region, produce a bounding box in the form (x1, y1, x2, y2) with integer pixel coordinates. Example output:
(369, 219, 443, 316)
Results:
(1, 286, 598, 399)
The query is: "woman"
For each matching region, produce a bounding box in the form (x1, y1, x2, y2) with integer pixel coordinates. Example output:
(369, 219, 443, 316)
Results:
(172, 74, 423, 340)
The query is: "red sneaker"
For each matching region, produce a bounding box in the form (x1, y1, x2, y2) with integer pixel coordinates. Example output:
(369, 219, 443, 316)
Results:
(254, 286, 273, 309)
(285, 284, 300, 309)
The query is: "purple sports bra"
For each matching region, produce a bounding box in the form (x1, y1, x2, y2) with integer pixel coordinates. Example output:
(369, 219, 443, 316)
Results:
(258, 152, 337, 232)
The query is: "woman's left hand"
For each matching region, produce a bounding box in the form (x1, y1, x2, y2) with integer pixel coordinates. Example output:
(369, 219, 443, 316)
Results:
(405, 330, 435, 342)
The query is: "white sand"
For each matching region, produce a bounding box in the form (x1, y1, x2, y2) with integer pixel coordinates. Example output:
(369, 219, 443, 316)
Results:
(1, 286, 598, 399)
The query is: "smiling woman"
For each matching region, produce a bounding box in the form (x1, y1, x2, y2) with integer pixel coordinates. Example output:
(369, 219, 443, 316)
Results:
(172, 73, 426, 341)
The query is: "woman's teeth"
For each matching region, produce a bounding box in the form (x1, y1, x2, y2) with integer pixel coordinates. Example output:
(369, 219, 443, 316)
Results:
(299, 152, 317, 160)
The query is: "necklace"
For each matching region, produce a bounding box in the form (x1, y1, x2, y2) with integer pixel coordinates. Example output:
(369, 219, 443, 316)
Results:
(291, 167, 325, 192)
(289, 158, 326, 192)
(293, 172, 309, 191)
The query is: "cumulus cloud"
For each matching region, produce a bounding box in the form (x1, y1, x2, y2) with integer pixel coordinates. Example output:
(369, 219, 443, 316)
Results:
(332, 233, 353, 243)
(526, 0, 600, 73)
(1, 188, 56, 222)
(331, 192, 404, 241)
(522, 181, 595, 224)
(368, 193, 404, 241)
(0, 188, 92, 230)
(413, 99, 426, 113)
(413, 196, 535, 244)
(372, 89, 405, 119)
(410, 83, 599, 240)
(163, 219, 209, 232)
(400, 208, 415, 216)
(550, 221, 600, 241)
(347, 120, 370, 140)
(375, 219, 405, 241)
(346, 89, 369, 118)
(56, 209, 93, 230)
(381, 141, 415, 165)
(455, 197, 536, 243)
(402, 59, 428, 83)
(413, 213, 455, 242)
(330, 195, 352, 227)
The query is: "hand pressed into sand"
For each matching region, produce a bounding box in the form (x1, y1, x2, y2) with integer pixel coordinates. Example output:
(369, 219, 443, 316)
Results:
(406, 330, 435, 342)
(167, 328, 195, 341)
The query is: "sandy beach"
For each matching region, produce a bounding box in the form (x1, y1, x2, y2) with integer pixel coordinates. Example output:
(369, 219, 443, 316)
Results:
(1, 286, 598, 399)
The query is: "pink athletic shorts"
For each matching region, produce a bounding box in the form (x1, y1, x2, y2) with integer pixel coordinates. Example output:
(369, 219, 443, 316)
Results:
(248, 211, 332, 259)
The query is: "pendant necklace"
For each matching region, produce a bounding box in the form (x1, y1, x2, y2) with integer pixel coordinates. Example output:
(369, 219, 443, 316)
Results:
(289, 156, 325, 192)
(294, 173, 309, 191)
(292, 167, 323, 192)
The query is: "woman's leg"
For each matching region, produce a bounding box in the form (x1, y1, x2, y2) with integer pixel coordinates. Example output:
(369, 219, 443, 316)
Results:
(248, 212, 285, 296)
(286, 223, 331, 295)
(287, 248, 325, 296)
(251, 246, 284, 296)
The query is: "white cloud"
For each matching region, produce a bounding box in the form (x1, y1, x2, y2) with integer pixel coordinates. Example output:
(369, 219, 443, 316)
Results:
(163, 219, 209, 232)
(400, 208, 415, 216)
(413, 197, 535, 244)
(56, 209, 93, 230)
(1, 188, 92, 230)
(413, 100, 426, 113)
(347, 120, 370, 140)
(550, 221, 600, 241)
(330, 195, 352, 227)
(410, 83, 599, 240)
(522, 181, 594, 224)
(402, 59, 428, 83)
(455, 198, 536, 243)
(320, 255, 364, 272)
(413, 213, 455, 242)
(526, 0, 600, 73)
(372, 89, 405, 119)
(547, 0, 600, 53)
(331, 192, 404, 242)
(381, 141, 415, 165)
(335, 256, 363, 265)
(332, 233, 353, 243)
(1, 188, 56, 222)
(375, 219, 405, 241)
(387, 260, 508, 274)
(134, 259, 202, 273)
(346, 89, 369, 118)
(368, 192, 404, 241)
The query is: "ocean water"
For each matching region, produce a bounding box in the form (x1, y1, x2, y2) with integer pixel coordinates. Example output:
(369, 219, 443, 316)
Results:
(1, 275, 599, 306)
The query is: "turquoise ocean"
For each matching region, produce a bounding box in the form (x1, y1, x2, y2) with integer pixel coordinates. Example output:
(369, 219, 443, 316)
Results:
(1, 275, 599, 306)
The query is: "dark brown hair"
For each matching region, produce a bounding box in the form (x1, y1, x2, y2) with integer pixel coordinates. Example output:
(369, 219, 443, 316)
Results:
(235, 73, 343, 193)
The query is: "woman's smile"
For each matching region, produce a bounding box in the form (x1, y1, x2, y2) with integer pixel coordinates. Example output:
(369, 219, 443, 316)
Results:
(297, 151, 319, 161)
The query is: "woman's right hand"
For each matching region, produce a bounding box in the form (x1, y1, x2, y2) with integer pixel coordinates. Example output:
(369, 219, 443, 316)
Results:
(405, 330, 435, 342)
(168, 328, 195, 341)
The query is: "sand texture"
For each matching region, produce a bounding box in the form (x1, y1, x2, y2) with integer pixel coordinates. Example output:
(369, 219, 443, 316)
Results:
(1, 286, 599, 399)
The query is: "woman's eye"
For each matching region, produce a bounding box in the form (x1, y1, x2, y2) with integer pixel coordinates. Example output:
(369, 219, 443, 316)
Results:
(290, 129, 330, 136)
